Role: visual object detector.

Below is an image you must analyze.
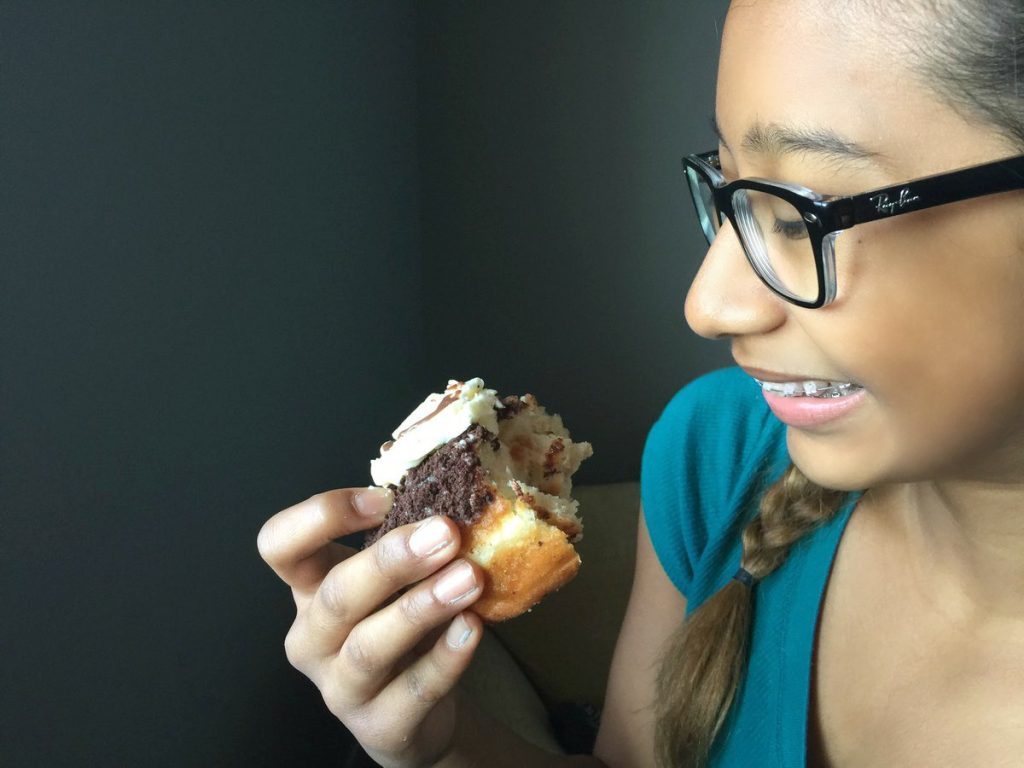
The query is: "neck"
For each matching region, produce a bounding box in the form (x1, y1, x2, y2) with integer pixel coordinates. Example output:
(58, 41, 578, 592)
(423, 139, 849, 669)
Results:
(874, 479, 1024, 624)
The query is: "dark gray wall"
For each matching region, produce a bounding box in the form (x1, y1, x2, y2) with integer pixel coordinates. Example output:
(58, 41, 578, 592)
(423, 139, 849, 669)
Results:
(3, 2, 727, 766)
(3, 2, 424, 766)
(418, 2, 731, 483)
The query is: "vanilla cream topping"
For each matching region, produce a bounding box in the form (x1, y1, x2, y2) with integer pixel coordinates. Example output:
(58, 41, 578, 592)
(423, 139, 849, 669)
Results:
(370, 378, 503, 488)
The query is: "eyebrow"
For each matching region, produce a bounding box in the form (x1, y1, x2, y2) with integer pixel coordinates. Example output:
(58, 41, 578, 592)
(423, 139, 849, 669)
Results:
(710, 114, 887, 169)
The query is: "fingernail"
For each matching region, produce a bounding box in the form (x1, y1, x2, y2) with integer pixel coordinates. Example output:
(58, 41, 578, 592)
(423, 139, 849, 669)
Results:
(433, 561, 478, 604)
(409, 516, 452, 557)
(354, 486, 393, 517)
(446, 613, 473, 650)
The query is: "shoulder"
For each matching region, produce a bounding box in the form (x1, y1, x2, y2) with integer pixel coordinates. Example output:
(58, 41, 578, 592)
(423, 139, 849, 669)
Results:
(640, 367, 787, 598)
(649, 365, 771, 435)
(642, 366, 783, 501)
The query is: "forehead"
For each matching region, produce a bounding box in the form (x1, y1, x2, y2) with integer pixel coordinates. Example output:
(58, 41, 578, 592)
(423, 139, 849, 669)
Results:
(716, 1, 1000, 178)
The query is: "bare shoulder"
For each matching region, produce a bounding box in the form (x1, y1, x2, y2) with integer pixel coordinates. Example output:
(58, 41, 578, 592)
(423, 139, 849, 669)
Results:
(592, 503, 686, 768)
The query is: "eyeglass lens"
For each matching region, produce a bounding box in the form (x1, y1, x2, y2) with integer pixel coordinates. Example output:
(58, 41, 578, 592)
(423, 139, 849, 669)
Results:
(688, 171, 819, 303)
(685, 166, 722, 242)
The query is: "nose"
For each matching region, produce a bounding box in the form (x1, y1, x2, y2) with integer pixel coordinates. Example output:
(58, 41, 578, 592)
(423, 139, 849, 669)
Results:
(684, 220, 787, 339)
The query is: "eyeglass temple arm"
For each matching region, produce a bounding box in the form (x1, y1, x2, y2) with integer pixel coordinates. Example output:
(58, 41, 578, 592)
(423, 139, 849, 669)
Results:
(846, 156, 1024, 227)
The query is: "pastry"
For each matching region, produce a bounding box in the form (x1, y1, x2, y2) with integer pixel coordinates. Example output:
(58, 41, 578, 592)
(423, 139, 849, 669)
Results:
(364, 378, 592, 622)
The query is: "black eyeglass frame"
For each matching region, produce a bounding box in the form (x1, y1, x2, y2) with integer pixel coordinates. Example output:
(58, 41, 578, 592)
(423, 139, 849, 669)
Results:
(683, 150, 1024, 308)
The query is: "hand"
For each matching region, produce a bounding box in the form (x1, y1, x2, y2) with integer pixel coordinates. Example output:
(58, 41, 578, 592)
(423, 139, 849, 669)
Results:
(258, 487, 485, 768)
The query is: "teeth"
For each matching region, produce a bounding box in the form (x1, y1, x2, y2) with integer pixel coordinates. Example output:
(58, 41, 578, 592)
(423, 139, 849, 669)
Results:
(756, 379, 862, 398)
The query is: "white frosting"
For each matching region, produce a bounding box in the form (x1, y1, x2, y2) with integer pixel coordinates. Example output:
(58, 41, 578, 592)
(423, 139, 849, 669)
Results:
(370, 377, 503, 488)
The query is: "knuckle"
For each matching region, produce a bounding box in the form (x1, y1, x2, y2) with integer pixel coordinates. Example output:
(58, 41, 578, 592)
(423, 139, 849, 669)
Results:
(342, 629, 377, 678)
(398, 590, 431, 627)
(406, 666, 441, 705)
(343, 706, 392, 753)
(316, 569, 350, 624)
(306, 492, 330, 525)
(257, 519, 280, 564)
(371, 534, 403, 579)
(283, 622, 308, 670)
(320, 668, 353, 714)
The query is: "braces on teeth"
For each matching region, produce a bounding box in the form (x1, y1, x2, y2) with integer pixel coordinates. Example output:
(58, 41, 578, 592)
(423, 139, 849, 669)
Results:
(755, 379, 863, 398)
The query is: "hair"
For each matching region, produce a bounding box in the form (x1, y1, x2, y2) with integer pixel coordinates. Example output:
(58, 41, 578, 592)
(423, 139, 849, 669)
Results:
(886, 0, 1024, 153)
(653, 3, 1024, 767)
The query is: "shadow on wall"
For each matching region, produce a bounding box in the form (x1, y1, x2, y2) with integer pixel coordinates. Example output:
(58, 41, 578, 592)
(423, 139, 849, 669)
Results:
(418, 2, 732, 484)
(3, 2, 728, 766)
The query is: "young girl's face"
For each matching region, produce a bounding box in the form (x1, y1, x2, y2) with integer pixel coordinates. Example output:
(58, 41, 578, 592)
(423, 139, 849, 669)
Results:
(685, 1, 1024, 491)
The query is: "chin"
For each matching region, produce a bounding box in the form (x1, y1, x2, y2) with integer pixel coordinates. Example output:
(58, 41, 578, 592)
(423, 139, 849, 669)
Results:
(784, 428, 884, 493)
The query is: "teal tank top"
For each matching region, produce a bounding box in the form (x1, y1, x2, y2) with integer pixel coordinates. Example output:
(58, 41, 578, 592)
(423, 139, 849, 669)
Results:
(640, 367, 863, 767)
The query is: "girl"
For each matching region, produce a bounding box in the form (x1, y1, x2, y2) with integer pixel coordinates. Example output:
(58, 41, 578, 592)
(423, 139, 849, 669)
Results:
(258, 2, 1024, 765)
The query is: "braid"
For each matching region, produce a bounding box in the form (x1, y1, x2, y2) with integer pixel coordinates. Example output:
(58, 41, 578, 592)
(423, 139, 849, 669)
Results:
(653, 463, 846, 768)
(740, 465, 847, 581)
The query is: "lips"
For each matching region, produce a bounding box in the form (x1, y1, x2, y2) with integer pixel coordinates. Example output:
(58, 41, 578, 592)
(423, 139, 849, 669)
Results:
(736, 363, 867, 426)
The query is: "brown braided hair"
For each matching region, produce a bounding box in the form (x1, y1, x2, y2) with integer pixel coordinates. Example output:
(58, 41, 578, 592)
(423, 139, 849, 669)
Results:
(652, 463, 846, 767)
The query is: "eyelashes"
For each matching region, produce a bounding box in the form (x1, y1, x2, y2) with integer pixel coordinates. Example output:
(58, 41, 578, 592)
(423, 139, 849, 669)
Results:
(772, 217, 808, 240)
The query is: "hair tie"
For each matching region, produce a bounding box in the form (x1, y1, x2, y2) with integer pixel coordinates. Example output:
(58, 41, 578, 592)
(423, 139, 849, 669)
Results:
(732, 567, 756, 589)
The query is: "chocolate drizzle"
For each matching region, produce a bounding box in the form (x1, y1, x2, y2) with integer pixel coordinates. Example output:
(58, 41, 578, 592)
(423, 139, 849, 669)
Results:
(394, 393, 458, 440)
(363, 425, 496, 548)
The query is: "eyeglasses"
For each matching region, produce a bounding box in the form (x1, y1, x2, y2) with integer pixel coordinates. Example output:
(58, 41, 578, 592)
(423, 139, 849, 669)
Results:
(683, 150, 1024, 308)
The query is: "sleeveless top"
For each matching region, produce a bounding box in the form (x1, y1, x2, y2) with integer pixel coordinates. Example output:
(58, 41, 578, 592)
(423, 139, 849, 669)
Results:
(640, 366, 863, 767)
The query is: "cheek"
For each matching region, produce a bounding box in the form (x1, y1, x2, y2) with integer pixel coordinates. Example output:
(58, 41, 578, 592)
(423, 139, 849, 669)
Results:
(832, 198, 1024, 381)
(798, 198, 1024, 484)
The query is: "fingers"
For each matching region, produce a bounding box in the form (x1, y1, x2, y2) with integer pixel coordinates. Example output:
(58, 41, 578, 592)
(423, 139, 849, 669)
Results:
(292, 516, 470, 666)
(322, 613, 484, 760)
(370, 611, 483, 728)
(328, 555, 483, 706)
(258, 487, 392, 594)
(321, 573, 485, 724)
(268, 500, 489, 764)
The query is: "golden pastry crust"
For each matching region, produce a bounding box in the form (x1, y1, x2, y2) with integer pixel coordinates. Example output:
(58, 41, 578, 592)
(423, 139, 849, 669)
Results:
(458, 491, 581, 623)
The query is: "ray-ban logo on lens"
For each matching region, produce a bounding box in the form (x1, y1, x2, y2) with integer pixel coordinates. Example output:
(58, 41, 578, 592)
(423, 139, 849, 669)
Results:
(870, 188, 921, 216)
